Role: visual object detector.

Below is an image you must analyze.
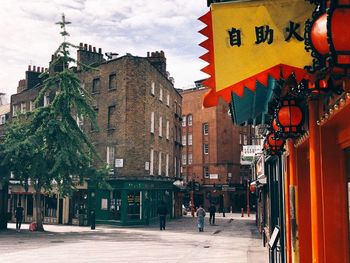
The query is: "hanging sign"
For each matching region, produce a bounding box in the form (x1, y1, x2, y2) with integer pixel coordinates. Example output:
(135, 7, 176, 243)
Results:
(199, 0, 314, 107)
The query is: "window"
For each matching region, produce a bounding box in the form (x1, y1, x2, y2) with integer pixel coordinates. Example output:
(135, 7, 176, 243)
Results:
(182, 116, 186, 127)
(182, 154, 187, 165)
(21, 102, 26, 113)
(44, 95, 50, 106)
(106, 146, 115, 170)
(151, 82, 155, 95)
(159, 87, 163, 101)
(166, 154, 169, 177)
(244, 134, 247, 145)
(150, 149, 154, 175)
(182, 135, 186, 146)
(203, 166, 209, 178)
(76, 115, 84, 130)
(107, 105, 116, 129)
(166, 93, 170, 106)
(174, 157, 177, 176)
(158, 151, 162, 175)
(187, 114, 192, 126)
(12, 104, 20, 116)
(92, 78, 100, 93)
(188, 134, 192, 146)
(204, 144, 209, 155)
(159, 116, 163, 137)
(29, 100, 35, 111)
(166, 120, 169, 140)
(109, 74, 116, 90)
(203, 123, 209, 135)
(91, 108, 99, 131)
(0, 115, 6, 125)
(151, 112, 155, 133)
(188, 153, 192, 165)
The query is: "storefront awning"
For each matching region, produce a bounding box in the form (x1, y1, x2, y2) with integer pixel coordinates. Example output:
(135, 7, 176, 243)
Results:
(230, 75, 278, 125)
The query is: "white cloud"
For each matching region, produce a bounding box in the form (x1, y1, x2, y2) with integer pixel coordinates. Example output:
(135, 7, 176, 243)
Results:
(0, 0, 209, 98)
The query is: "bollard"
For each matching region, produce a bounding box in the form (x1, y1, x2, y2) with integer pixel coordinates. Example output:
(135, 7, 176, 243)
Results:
(241, 208, 244, 217)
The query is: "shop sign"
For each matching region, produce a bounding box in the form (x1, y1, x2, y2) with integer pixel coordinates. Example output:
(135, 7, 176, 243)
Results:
(209, 174, 219, 179)
(256, 155, 265, 178)
(241, 145, 261, 165)
(115, 159, 123, 168)
(199, 0, 314, 107)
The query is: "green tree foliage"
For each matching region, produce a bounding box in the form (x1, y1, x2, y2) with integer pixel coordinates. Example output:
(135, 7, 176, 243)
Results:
(0, 14, 107, 231)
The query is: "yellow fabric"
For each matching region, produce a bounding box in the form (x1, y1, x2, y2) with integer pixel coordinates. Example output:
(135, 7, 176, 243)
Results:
(211, 0, 314, 91)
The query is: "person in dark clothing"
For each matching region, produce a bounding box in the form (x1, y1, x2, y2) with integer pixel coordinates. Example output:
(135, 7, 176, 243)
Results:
(209, 204, 216, 225)
(157, 201, 168, 230)
(90, 210, 96, 230)
(15, 203, 24, 232)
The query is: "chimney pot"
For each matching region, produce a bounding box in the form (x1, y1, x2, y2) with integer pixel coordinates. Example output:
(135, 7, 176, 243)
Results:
(84, 43, 88, 50)
(28, 65, 31, 71)
(93, 47, 96, 52)
(33, 66, 36, 71)
(41, 67, 44, 72)
(80, 42, 83, 48)
(98, 48, 102, 54)
(88, 45, 92, 51)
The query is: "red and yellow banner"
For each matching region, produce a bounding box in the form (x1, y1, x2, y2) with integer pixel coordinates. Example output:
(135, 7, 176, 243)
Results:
(199, 0, 314, 107)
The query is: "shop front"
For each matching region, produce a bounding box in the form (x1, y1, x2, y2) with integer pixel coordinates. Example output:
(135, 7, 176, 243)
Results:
(90, 178, 175, 226)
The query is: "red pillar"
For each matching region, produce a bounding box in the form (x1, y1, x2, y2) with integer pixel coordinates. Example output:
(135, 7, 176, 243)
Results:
(308, 99, 325, 263)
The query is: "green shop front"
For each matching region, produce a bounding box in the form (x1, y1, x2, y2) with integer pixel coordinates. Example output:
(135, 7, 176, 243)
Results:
(88, 178, 175, 226)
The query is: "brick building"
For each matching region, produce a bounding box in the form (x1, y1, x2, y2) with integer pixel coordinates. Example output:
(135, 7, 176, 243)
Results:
(180, 84, 246, 212)
(8, 44, 182, 226)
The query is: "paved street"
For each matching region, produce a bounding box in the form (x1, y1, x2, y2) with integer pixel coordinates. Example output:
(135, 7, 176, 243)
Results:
(0, 213, 268, 263)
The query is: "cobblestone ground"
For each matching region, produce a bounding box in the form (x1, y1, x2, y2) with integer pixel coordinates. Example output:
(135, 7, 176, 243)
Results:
(0, 213, 268, 263)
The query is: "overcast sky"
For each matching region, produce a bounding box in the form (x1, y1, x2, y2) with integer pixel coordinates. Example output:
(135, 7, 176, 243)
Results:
(0, 0, 209, 101)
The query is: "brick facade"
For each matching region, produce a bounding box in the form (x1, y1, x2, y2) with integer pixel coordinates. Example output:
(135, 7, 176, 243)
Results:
(180, 87, 247, 212)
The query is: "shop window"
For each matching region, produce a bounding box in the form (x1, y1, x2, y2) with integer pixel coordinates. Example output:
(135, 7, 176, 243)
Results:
(127, 191, 141, 220)
(27, 195, 33, 216)
(109, 190, 121, 220)
(44, 195, 57, 217)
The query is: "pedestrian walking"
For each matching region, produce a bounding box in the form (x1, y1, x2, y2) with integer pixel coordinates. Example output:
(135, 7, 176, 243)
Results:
(209, 203, 216, 225)
(90, 210, 96, 230)
(15, 202, 24, 232)
(157, 201, 168, 230)
(196, 205, 206, 232)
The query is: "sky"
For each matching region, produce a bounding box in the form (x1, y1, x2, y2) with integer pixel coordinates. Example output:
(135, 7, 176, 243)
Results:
(0, 0, 209, 102)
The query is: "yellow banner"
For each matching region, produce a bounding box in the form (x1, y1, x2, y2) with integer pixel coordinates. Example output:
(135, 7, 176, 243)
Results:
(199, 0, 314, 106)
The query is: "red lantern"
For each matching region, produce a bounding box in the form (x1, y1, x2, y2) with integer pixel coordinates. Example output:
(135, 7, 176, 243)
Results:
(277, 99, 303, 133)
(309, 2, 350, 70)
(249, 183, 256, 193)
(267, 133, 284, 152)
(272, 119, 280, 132)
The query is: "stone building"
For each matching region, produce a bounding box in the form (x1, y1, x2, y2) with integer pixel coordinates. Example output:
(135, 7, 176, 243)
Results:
(8, 44, 182, 226)
(180, 83, 246, 212)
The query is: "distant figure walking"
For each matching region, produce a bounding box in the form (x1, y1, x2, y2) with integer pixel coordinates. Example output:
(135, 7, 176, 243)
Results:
(90, 210, 96, 230)
(196, 205, 206, 232)
(209, 204, 216, 225)
(157, 201, 168, 230)
(15, 203, 24, 232)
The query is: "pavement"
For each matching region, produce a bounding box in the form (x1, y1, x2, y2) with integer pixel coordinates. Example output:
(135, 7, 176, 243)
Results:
(0, 213, 268, 263)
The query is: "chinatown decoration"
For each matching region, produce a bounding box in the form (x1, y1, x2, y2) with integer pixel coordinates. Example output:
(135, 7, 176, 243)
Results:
(199, 0, 314, 107)
(276, 98, 304, 136)
(249, 182, 257, 193)
(263, 133, 285, 155)
(305, 0, 350, 75)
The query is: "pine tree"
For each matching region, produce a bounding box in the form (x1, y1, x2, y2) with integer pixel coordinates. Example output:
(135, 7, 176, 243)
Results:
(1, 14, 107, 231)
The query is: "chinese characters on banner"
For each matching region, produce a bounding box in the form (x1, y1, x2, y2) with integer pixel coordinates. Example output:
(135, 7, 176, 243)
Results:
(228, 21, 304, 47)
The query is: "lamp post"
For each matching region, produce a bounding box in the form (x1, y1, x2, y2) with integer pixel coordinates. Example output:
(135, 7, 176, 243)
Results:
(247, 179, 250, 217)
